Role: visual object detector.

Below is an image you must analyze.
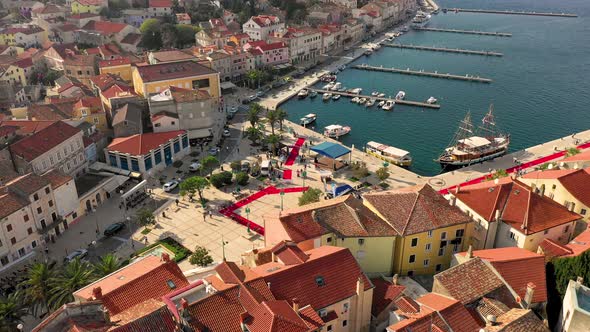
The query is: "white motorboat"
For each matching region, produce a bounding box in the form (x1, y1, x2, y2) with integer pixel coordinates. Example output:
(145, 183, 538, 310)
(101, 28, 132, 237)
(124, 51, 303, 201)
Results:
(330, 82, 342, 91)
(411, 12, 432, 28)
(300, 113, 317, 126)
(297, 89, 309, 98)
(349, 88, 363, 94)
(382, 100, 395, 111)
(371, 91, 379, 96)
(324, 124, 351, 138)
(351, 96, 360, 103)
(378, 93, 386, 97)
(427, 96, 438, 104)
(323, 82, 335, 90)
(378, 100, 386, 107)
(309, 90, 318, 98)
(323, 92, 332, 101)
(358, 97, 367, 105)
(366, 99, 375, 107)
(332, 94, 341, 100)
(364, 49, 373, 56)
(395, 91, 406, 100)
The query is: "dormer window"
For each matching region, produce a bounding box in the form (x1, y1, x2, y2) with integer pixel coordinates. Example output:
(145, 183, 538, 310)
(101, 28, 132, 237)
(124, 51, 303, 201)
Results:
(167, 280, 176, 289)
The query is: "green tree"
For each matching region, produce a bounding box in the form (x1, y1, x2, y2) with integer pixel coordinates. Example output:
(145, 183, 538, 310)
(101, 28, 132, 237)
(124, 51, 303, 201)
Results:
(351, 162, 370, 179)
(21, 261, 56, 316)
(298, 188, 323, 206)
(266, 109, 279, 135)
(139, 19, 162, 50)
(49, 259, 96, 310)
(276, 108, 288, 131)
(235, 172, 249, 186)
(201, 156, 219, 176)
(136, 208, 155, 227)
(209, 173, 225, 188)
(247, 103, 262, 126)
(189, 246, 213, 266)
(566, 147, 581, 157)
(0, 292, 28, 331)
(230, 160, 242, 172)
(176, 24, 200, 47)
(376, 167, 390, 183)
(266, 134, 280, 156)
(246, 69, 260, 88)
(246, 126, 263, 145)
(489, 169, 509, 180)
(93, 254, 123, 278)
(161, 23, 178, 49)
(180, 176, 210, 202)
(171, 0, 182, 13)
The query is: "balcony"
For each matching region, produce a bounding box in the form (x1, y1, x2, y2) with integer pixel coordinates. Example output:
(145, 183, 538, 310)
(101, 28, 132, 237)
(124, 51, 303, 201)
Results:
(37, 217, 65, 235)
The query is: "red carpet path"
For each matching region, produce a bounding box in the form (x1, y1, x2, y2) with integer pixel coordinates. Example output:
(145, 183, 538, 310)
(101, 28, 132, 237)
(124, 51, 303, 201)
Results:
(282, 169, 292, 180)
(218, 186, 309, 235)
(285, 138, 305, 166)
(439, 141, 590, 195)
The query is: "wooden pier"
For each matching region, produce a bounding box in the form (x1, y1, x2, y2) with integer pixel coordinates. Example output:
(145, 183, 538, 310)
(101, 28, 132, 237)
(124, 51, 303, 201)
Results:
(413, 27, 512, 37)
(351, 64, 492, 83)
(444, 8, 577, 18)
(307, 89, 441, 109)
(382, 43, 503, 57)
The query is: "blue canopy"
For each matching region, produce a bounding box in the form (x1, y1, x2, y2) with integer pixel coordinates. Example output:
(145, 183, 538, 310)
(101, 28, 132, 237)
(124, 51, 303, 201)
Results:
(332, 184, 354, 197)
(310, 142, 351, 159)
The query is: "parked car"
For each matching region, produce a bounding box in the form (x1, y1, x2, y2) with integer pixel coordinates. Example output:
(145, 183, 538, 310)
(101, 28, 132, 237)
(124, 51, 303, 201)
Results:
(189, 162, 201, 172)
(223, 129, 231, 137)
(64, 249, 88, 262)
(248, 94, 258, 102)
(208, 147, 219, 155)
(104, 222, 125, 237)
(241, 161, 251, 173)
(163, 180, 179, 192)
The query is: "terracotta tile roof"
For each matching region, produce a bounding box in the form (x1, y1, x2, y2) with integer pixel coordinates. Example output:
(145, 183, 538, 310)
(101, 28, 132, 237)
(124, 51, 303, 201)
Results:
(107, 131, 185, 156)
(2, 26, 45, 35)
(538, 238, 572, 259)
(64, 53, 97, 67)
(41, 169, 72, 188)
(458, 248, 547, 303)
(251, 15, 281, 27)
(110, 305, 177, 332)
(99, 57, 130, 68)
(484, 308, 549, 332)
(74, 0, 104, 6)
(297, 305, 323, 330)
(14, 57, 33, 68)
(389, 293, 483, 332)
(523, 168, 590, 207)
(73, 255, 188, 317)
(539, 229, 590, 259)
(10, 121, 80, 161)
(364, 184, 470, 236)
(102, 83, 135, 99)
(136, 61, 217, 83)
(476, 297, 510, 319)
(90, 73, 128, 91)
(31, 301, 114, 332)
(149, 0, 172, 7)
(28, 102, 76, 121)
(0, 190, 29, 219)
(454, 179, 580, 235)
(0, 120, 56, 135)
(395, 296, 420, 314)
(246, 300, 314, 332)
(371, 277, 405, 316)
(55, 23, 78, 32)
(82, 21, 128, 34)
(434, 258, 505, 305)
(120, 33, 142, 45)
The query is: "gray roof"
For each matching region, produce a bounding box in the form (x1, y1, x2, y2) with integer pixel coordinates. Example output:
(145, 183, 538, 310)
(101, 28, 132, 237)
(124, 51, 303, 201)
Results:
(112, 103, 143, 126)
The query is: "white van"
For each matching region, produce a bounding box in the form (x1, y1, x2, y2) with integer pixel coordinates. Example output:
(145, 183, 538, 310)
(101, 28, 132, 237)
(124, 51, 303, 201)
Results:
(260, 160, 272, 176)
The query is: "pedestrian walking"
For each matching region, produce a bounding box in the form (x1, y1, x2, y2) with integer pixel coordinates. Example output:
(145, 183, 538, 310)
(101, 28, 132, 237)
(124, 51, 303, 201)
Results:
(162, 211, 166, 218)
(203, 213, 207, 222)
(44, 246, 49, 255)
(237, 147, 240, 153)
(208, 210, 212, 218)
(175, 199, 179, 206)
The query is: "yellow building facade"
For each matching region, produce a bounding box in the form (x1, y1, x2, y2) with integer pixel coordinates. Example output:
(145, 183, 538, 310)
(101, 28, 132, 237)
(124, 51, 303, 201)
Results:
(99, 62, 133, 84)
(71, 0, 102, 14)
(0, 65, 27, 86)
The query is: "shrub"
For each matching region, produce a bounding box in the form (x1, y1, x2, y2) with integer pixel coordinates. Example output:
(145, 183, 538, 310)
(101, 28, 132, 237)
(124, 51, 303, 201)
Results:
(376, 167, 390, 182)
(230, 160, 242, 172)
(235, 172, 249, 186)
(298, 188, 323, 206)
(220, 171, 233, 185)
(351, 162, 370, 179)
(209, 173, 225, 188)
(189, 246, 214, 266)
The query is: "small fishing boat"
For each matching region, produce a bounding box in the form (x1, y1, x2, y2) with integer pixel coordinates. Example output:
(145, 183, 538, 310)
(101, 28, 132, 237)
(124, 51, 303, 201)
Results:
(297, 89, 309, 99)
(323, 92, 332, 101)
(337, 87, 347, 92)
(378, 93, 386, 98)
(320, 74, 337, 82)
(378, 100, 385, 107)
(351, 97, 360, 103)
(309, 90, 318, 98)
(366, 99, 375, 107)
(371, 91, 379, 96)
(323, 82, 335, 90)
(426, 96, 437, 104)
(366, 141, 412, 167)
(382, 100, 395, 111)
(332, 94, 341, 100)
(324, 124, 351, 138)
(330, 82, 342, 91)
(364, 49, 373, 56)
(395, 91, 406, 100)
(358, 97, 367, 105)
(300, 113, 317, 126)
(349, 88, 363, 94)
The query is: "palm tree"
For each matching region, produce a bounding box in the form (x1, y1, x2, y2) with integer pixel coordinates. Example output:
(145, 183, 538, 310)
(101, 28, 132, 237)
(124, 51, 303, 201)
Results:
(94, 254, 123, 278)
(0, 292, 28, 332)
(21, 261, 56, 316)
(266, 134, 281, 156)
(247, 103, 262, 127)
(49, 259, 96, 310)
(276, 108, 288, 131)
(266, 109, 279, 135)
(246, 126, 263, 145)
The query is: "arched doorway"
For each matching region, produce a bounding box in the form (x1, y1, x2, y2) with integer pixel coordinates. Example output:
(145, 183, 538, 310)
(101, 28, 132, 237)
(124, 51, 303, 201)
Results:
(96, 193, 102, 204)
(86, 200, 92, 212)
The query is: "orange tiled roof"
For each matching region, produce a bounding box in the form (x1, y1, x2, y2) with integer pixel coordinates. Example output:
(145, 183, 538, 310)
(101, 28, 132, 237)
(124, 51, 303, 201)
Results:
(107, 131, 185, 156)
(9, 121, 80, 161)
(135, 61, 216, 83)
(484, 308, 549, 332)
(82, 20, 128, 34)
(41, 169, 72, 188)
(364, 184, 470, 236)
(523, 168, 590, 207)
(539, 229, 590, 259)
(149, 0, 172, 7)
(0, 120, 55, 135)
(454, 178, 580, 234)
(371, 277, 405, 316)
(458, 248, 547, 303)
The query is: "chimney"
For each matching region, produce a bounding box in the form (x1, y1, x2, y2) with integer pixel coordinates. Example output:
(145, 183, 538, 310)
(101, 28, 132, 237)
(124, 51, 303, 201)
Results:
(101, 305, 110, 323)
(449, 196, 456, 206)
(530, 183, 536, 193)
(240, 312, 251, 331)
(575, 277, 584, 290)
(455, 185, 460, 194)
(524, 282, 536, 308)
(392, 274, 399, 286)
(495, 209, 501, 222)
(161, 253, 170, 262)
(466, 245, 473, 259)
(486, 315, 498, 326)
(292, 298, 300, 312)
(92, 287, 102, 300)
(356, 276, 364, 295)
(180, 298, 189, 310)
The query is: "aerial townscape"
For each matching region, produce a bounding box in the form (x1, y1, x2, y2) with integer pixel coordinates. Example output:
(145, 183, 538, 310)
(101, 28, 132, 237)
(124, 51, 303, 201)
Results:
(0, 0, 588, 330)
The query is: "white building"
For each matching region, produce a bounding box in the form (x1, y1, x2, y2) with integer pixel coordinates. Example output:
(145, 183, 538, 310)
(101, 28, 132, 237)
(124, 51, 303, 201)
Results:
(558, 278, 590, 332)
(148, 0, 172, 17)
(270, 27, 322, 66)
(242, 15, 284, 41)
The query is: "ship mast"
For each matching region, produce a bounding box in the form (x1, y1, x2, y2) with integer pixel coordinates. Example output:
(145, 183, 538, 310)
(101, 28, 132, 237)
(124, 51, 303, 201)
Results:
(478, 104, 500, 140)
(439, 112, 474, 159)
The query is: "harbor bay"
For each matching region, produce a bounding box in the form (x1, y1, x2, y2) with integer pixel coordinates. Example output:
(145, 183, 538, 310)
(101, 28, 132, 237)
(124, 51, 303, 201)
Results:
(281, 0, 590, 176)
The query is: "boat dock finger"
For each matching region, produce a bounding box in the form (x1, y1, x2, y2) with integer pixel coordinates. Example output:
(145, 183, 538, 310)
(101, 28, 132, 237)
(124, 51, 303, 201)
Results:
(351, 64, 493, 83)
(382, 43, 503, 56)
(444, 8, 577, 17)
(413, 27, 512, 37)
(307, 88, 441, 109)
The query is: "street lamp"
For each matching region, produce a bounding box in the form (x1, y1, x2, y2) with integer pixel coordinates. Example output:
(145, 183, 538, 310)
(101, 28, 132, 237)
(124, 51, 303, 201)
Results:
(245, 207, 251, 233)
(280, 189, 285, 211)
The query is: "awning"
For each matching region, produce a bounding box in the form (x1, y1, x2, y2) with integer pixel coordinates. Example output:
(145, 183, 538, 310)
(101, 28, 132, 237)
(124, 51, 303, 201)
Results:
(220, 81, 237, 90)
(311, 142, 351, 159)
(188, 128, 213, 139)
(103, 175, 129, 193)
(121, 179, 147, 201)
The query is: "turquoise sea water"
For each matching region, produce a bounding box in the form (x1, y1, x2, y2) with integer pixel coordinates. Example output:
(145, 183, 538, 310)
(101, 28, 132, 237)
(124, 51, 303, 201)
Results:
(281, 0, 590, 176)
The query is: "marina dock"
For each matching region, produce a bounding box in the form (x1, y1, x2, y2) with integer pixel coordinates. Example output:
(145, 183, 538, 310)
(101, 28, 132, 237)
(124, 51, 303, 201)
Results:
(307, 88, 441, 109)
(444, 8, 578, 17)
(413, 27, 512, 37)
(382, 43, 503, 57)
(351, 64, 492, 83)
